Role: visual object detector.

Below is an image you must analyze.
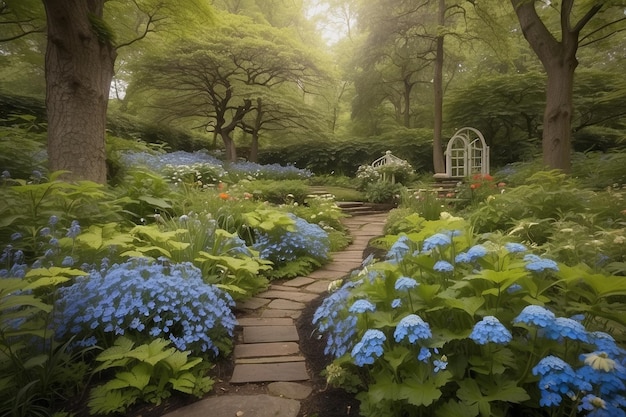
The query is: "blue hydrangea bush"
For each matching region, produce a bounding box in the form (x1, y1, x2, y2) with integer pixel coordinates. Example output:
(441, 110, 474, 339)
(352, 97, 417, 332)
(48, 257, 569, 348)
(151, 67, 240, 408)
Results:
(253, 213, 330, 265)
(313, 214, 626, 417)
(53, 258, 237, 357)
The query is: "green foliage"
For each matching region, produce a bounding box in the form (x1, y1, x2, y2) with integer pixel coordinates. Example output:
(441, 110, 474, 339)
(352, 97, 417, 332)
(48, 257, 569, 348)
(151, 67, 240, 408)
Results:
(126, 213, 271, 299)
(241, 179, 311, 204)
(112, 168, 177, 220)
(88, 337, 214, 415)
(0, 172, 126, 259)
(364, 181, 403, 204)
(0, 114, 46, 180)
(0, 268, 90, 417)
(316, 215, 626, 417)
(466, 170, 625, 270)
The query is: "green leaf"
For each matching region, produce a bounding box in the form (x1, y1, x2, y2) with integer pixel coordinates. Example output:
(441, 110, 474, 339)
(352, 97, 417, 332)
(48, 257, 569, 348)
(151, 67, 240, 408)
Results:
(435, 399, 479, 417)
(138, 195, 172, 209)
(383, 346, 411, 372)
(169, 372, 195, 394)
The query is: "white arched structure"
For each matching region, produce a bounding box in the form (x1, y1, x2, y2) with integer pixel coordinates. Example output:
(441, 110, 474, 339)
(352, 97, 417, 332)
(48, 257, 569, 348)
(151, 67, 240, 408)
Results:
(443, 127, 489, 178)
(371, 150, 407, 183)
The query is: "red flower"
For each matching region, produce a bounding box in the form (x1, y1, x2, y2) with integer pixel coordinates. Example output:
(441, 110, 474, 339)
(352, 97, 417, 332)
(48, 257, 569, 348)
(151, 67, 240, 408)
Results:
(219, 192, 229, 200)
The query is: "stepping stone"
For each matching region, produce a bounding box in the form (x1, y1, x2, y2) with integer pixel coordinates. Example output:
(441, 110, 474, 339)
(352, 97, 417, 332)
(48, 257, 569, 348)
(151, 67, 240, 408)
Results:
(268, 284, 299, 292)
(243, 325, 299, 343)
(230, 362, 309, 383)
(282, 277, 315, 287)
(307, 269, 345, 279)
(234, 342, 300, 358)
(305, 280, 333, 294)
(236, 355, 305, 364)
(161, 394, 300, 417)
(237, 317, 293, 327)
(257, 290, 317, 303)
(261, 309, 301, 319)
(238, 297, 271, 310)
(268, 382, 313, 400)
(267, 299, 305, 310)
(323, 262, 358, 273)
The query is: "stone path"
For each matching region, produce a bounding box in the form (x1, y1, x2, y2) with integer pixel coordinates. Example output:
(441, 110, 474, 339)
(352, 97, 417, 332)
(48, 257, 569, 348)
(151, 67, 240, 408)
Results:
(162, 213, 387, 417)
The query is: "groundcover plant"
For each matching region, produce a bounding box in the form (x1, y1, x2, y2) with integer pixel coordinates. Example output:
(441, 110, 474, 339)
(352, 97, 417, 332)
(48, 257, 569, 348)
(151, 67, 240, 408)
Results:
(314, 214, 626, 417)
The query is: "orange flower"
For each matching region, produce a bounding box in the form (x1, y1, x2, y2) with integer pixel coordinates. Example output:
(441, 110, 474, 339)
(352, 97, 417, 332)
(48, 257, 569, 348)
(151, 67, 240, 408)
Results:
(470, 183, 480, 190)
(219, 192, 229, 200)
(498, 182, 506, 188)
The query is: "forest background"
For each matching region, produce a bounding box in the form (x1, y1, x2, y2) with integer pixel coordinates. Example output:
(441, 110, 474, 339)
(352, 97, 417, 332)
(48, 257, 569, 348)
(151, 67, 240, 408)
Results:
(1, 0, 625, 182)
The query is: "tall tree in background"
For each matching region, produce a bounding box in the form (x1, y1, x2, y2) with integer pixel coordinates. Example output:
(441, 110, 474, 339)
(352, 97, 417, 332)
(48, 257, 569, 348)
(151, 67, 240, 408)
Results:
(510, 0, 626, 172)
(134, 14, 326, 161)
(42, 0, 116, 184)
(4, 0, 212, 183)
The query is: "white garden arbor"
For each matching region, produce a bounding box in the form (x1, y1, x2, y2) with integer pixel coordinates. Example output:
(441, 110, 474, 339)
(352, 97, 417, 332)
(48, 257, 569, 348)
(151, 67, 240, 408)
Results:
(438, 127, 490, 179)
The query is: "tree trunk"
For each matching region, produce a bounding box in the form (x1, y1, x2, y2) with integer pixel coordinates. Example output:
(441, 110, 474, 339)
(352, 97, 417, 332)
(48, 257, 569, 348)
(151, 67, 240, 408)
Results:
(511, 0, 601, 173)
(403, 78, 412, 128)
(432, 0, 446, 174)
(542, 61, 575, 172)
(220, 132, 237, 162)
(43, 0, 116, 184)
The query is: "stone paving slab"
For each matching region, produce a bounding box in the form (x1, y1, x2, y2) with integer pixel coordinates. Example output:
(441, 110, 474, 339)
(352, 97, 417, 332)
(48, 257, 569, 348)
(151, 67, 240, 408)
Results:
(261, 309, 301, 319)
(243, 325, 299, 343)
(256, 290, 318, 303)
(267, 299, 305, 310)
(237, 317, 293, 327)
(236, 355, 305, 364)
(234, 342, 300, 358)
(230, 362, 309, 383)
(237, 297, 271, 310)
(268, 284, 301, 292)
(282, 276, 315, 287)
(322, 262, 359, 273)
(305, 280, 333, 294)
(306, 269, 346, 279)
(162, 394, 300, 417)
(268, 382, 313, 400)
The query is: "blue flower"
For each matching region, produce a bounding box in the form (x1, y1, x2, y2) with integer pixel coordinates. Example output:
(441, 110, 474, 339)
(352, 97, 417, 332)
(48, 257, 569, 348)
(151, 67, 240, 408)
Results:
(61, 256, 75, 267)
(524, 254, 559, 272)
(433, 260, 454, 272)
(10, 232, 22, 241)
(66, 220, 81, 239)
(349, 299, 376, 314)
(543, 317, 589, 343)
(532, 355, 571, 376)
(391, 298, 402, 309)
(513, 305, 556, 328)
(48, 215, 58, 226)
(422, 233, 451, 251)
(418, 347, 432, 362)
(395, 276, 418, 291)
(469, 316, 512, 345)
(507, 283, 522, 294)
(433, 358, 448, 373)
(467, 245, 488, 259)
(387, 235, 411, 262)
(394, 314, 431, 343)
(351, 329, 386, 367)
(505, 242, 527, 253)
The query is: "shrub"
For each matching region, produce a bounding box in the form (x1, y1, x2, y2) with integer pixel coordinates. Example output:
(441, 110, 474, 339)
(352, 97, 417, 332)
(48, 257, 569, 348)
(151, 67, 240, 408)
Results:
(314, 215, 626, 417)
(241, 179, 311, 204)
(53, 258, 237, 357)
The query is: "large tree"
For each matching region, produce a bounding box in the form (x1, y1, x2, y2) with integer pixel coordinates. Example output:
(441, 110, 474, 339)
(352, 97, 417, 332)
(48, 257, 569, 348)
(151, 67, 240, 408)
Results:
(3, 0, 211, 183)
(510, 0, 626, 172)
(134, 14, 326, 161)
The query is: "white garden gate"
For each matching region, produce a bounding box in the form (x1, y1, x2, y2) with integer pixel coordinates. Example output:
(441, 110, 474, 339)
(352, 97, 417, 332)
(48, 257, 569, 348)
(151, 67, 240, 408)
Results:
(442, 127, 490, 178)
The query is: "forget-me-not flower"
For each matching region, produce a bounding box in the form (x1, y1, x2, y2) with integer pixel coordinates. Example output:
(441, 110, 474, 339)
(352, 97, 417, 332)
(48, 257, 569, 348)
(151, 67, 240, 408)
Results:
(395, 276, 418, 291)
(469, 316, 512, 345)
(422, 233, 451, 251)
(394, 314, 432, 343)
(433, 260, 454, 272)
(349, 299, 376, 314)
(505, 242, 527, 253)
(513, 305, 556, 328)
(351, 329, 386, 366)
